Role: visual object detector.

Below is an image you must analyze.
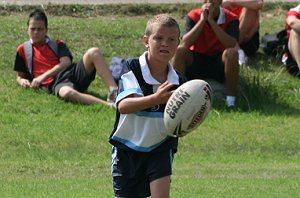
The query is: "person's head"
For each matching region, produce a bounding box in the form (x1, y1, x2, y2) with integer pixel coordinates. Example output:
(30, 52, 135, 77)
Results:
(143, 14, 180, 63)
(27, 9, 48, 45)
(202, 0, 222, 4)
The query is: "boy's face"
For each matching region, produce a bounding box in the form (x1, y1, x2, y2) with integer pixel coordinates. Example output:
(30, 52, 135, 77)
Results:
(28, 19, 48, 45)
(143, 24, 180, 63)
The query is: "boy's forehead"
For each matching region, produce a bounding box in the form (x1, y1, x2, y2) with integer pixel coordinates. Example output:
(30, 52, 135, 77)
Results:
(28, 19, 46, 27)
(151, 24, 179, 35)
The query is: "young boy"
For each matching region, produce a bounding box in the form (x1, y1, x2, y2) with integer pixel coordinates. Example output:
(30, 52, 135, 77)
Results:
(13, 9, 118, 105)
(172, 0, 240, 107)
(109, 14, 186, 197)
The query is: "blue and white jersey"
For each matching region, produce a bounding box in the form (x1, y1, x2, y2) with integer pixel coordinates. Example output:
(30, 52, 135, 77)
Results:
(109, 52, 186, 152)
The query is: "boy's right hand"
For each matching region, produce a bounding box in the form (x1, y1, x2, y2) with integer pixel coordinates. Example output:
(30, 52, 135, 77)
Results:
(154, 82, 174, 104)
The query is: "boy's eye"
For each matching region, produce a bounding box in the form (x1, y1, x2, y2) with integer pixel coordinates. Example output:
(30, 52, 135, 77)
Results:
(30, 28, 43, 32)
(154, 36, 163, 40)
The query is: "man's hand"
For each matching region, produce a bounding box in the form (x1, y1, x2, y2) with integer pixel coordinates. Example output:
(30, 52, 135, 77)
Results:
(20, 78, 31, 88)
(201, 3, 210, 21)
(31, 75, 46, 88)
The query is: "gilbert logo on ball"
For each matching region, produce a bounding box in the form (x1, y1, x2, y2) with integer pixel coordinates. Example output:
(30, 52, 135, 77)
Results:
(164, 79, 212, 137)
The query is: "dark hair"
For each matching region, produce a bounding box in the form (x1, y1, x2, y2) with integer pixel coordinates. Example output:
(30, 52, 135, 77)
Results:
(145, 14, 180, 37)
(27, 9, 48, 29)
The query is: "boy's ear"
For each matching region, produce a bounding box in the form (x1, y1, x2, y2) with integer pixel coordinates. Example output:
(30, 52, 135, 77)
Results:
(143, 35, 149, 48)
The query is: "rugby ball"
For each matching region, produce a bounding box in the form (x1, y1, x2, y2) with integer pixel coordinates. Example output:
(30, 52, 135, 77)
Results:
(164, 79, 212, 137)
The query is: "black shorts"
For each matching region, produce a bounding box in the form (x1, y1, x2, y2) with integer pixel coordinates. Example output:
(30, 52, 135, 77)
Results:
(111, 146, 174, 198)
(186, 52, 225, 83)
(240, 30, 260, 57)
(285, 50, 300, 77)
(51, 59, 96, 95)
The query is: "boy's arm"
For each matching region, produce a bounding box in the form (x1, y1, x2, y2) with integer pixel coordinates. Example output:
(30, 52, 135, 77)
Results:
(180, 5, 209, 49)
(180, 15, 207, 49)
(118, 82, 173, 114)
(31, 56, 71, 88)
(222, 0, 264, 10)
(207, 6, 238, 48)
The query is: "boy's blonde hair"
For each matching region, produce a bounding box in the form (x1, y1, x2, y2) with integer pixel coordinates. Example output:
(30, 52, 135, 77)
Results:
(145, 14, 180, 37)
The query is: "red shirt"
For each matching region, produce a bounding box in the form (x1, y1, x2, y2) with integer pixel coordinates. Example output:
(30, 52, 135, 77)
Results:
(186, 8, 239, 55)
(286, 4, 300, 38)
(14, 39, 72, 87)
(226, 4, 243, 17)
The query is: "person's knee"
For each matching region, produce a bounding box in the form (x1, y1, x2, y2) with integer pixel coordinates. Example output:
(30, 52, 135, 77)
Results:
(173, 46, 193, 67)
(223, 48, 238, 62)
(176, 45, 190, 57)
(86, 47, 102, 58)
(58, 86, 77, 100)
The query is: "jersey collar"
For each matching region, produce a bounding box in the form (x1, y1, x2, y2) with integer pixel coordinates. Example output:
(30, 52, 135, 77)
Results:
(217, 7, 226, 25)
(139, 51, 179, 85)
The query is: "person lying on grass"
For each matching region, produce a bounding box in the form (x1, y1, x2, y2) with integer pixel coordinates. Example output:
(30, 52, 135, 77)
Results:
(13, 9, 118, 105)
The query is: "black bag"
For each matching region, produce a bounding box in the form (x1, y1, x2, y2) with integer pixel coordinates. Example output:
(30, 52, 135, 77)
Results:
(260, 29, 287, 56)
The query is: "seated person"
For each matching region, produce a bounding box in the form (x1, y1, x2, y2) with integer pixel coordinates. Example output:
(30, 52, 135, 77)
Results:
(222, 0, 264, 64)
(13, 9, 118, 105)
(282, 3, 300, 77)
(172, 0, 240, 107)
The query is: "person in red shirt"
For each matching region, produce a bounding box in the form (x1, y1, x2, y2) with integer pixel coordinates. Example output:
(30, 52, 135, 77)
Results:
(13, 9, 118, 105)
(172, 0, 239, 107)
(283, 3, 300, 76)
(222, 0, 264, 64)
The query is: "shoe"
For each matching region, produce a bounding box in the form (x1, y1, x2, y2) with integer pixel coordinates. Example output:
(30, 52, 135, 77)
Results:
(107, 87, 118, 103)
(238, 49, 248, 66)
(226, 100, 235, 108)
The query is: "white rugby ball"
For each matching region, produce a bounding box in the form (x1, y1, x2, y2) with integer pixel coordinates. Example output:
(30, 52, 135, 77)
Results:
(164, 79, 212, 137)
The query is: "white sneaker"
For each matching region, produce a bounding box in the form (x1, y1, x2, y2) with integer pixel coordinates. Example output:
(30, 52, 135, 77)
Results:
(238, 49, 248, 66)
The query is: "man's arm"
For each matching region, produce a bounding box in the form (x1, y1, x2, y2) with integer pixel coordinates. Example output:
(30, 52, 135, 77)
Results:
(31, 56, 71, 88)
(207, 5, 238, 48)
(180, 15, 207, 49)
(180, 5, 209, 49)
(222, 0, 264, 10)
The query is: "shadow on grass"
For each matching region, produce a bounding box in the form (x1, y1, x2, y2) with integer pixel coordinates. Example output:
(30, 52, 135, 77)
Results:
(213, 52, 300, 116)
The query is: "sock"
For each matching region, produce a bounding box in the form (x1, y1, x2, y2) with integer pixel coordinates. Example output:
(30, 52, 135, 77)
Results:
(226, 96, 235, 107)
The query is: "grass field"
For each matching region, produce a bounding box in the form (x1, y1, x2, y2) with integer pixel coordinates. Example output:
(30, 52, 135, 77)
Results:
(0, 2, 299, 198)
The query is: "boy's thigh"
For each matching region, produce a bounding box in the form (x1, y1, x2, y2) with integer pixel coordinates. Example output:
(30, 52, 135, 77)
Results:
(71, 59, 96, 92)
(111, 147, 173, 198)
(53, 59, 96, 95)
(240, 30, 260, 56)
(186, 52, 225, 83)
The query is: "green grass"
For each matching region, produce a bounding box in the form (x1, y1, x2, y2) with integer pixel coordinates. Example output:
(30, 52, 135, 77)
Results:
(0, 2, 300, 198)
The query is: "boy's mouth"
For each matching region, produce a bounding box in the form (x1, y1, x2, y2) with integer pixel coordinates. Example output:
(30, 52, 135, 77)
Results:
(160, 50, 169, 54)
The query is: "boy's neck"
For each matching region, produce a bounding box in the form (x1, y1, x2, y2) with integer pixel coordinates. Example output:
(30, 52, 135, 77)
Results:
(148, 62, 169, 83)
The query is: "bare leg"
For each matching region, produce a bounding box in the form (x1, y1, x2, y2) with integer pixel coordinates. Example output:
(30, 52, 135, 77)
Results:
(288, 30, 300, 70)
(150, 176, 171, 198)
(238, 8, 260, 44)
(222, 48, 239, 97)
(58, 86, 109, 105)
(82, 47, 118, 91)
